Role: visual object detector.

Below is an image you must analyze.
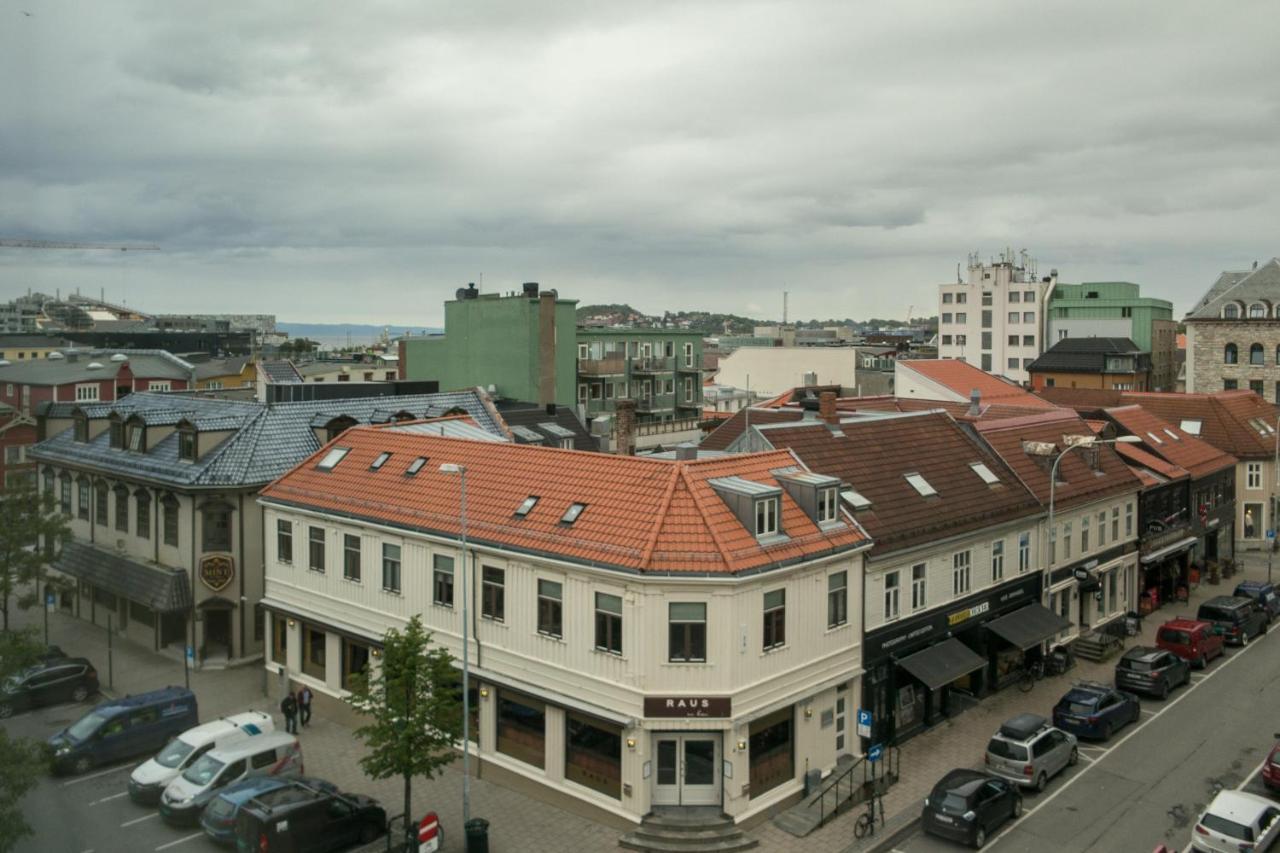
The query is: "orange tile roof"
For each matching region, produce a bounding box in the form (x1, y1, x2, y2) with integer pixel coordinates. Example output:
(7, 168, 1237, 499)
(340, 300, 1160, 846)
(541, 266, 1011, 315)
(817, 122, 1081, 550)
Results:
(1103, 405, 1237, 479)
(261, 427, 869, 575)
(899, 359, 1057, 409)
(1115, 442, 1190, 483)
(1117, 391, 1279, 459)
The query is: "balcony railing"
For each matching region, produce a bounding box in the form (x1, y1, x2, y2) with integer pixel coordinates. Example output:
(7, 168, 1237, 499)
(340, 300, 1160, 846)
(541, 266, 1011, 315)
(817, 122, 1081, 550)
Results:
(630, 356, 673, 373)
(636, 394, 675, 412)
(578, 357, 627, 376)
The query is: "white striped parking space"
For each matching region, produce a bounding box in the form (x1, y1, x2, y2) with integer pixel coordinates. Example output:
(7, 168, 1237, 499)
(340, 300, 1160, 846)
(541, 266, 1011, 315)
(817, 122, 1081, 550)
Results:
(89, 791, 128, 807)
(60, 763, 134, 787)
(121, 813, 158, 827)
(155, 832, 204, 850)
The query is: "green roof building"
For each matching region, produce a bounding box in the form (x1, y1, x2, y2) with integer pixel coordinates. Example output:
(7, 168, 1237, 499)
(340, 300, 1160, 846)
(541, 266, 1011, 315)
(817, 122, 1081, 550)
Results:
(1047, 281, 1178, 391)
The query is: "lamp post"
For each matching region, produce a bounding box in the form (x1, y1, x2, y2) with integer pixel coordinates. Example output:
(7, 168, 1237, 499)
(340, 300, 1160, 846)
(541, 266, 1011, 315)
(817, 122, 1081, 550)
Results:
(1270, 416, 1279, 582)
(438, 463, 471, 826)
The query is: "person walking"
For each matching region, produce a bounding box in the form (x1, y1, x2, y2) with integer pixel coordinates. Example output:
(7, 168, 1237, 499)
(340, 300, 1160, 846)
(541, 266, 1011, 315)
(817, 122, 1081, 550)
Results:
(281, 691, 298, 734)
(298, 685, 313, 727)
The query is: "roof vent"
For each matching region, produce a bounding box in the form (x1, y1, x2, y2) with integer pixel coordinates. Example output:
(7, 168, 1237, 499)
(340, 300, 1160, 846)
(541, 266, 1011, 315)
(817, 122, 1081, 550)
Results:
(48, 352, 65, 360)
(968, 388, 981, 416)
(523, 281, 539, 297)
(674, 443, 697, 461)
(0, 359, 9, 367)
(110, 353, 128, 362)
(86, 362, 104, 370)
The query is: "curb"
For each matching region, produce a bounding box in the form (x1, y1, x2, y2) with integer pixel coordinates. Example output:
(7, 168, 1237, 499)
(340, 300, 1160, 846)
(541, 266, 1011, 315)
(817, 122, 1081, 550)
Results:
(837, 808, 920, 853)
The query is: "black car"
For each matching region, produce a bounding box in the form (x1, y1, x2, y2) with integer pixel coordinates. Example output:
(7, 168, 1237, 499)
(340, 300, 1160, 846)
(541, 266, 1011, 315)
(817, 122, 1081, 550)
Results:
(1114, 646, 1191, 699)
(234, 781, 386, 853)
(1198, 595, 1268, 646)
(0, 657, 98, 718)
(922, 768, 1021, 848)
(1234, 581, 1280, 624)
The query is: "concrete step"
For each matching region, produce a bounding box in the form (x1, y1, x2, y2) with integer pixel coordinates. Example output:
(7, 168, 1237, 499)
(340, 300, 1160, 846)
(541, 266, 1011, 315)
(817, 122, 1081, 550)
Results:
(642, 812, 735, 832)
(618, 836, 758, 853)
(631, 827, 754, 844)
(620, 811, 757, 853)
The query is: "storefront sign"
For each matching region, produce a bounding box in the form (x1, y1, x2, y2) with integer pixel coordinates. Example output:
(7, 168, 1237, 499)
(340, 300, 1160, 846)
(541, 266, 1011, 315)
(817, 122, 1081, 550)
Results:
(644, 696, 732, 718)
(947, 601, 989, 627)
(199, 555, 235, 592)
(1073, 568, 1093, 582)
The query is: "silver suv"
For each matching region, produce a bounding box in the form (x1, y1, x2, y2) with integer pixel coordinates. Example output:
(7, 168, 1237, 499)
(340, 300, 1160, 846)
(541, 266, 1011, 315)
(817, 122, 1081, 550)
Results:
(985, 713, 1078, 792)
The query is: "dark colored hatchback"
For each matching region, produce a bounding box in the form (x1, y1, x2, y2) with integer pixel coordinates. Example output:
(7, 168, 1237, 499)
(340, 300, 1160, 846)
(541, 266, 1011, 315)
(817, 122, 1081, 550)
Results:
(1234, 581, 1280, 624)
(1052, 682, 1141, 740)
(1115, 646, 1190, 699)
(1198, 596, 1267, 646)
(234, 782, 386, 853)
(202, 776, 338, 845)
(922, 768, 1021, 848)
(0, 657, 98, 718)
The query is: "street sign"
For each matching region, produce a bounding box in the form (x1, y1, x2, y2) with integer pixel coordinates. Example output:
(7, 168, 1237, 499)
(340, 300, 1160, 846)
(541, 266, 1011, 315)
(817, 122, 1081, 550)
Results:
(868, 743, 883, 763)
(856, 708, 873, 738)
(45, 592, 55, 610)
(185, 645, 195, 663)
(1268, 529, 1275, 540)
(418, 811, 441, 853)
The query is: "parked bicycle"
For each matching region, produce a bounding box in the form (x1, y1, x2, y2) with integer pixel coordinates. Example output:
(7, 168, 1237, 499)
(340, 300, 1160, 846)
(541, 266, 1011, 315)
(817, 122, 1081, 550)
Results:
(1017, 659, 1046, 693)
(853, 792, 884, 839)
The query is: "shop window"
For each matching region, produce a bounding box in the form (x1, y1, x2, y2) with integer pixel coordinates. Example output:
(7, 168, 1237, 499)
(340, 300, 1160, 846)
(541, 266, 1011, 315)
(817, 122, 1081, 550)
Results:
(382, 544, 401, 593)
(302, 624, 326, 680)
(1244, 503, 1263, 539)
(565, 712, 622, 799)
(93, 586, 117, 611)
(763, 589, 786, 650)
(114, 484, 129, 532)
(482, 567, 505, 621)
(341, 637, 370, 690)
(594, 593, 622, 655)
(1108, 571, 1119, 615)
(496, 689, 546, 769)
(277, 520, 293, 564)
(271, 614, 288, 665)
(162, 494, 179, 546)
(202, 504, 232, 552)
(668, 603, 706, 662)
(749, 707, 794, 797)
(827, 571, 848, 628)
(432, 555, 453, 606)
(343, 534, 361, 582)
(136, 491, 151, 539)
(537, 579, 562, 638)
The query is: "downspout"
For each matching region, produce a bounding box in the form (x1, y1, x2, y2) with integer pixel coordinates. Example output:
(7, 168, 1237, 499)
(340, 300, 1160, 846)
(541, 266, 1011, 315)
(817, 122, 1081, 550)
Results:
(190, 494, 198, 667)
(238, 492, 246, 660)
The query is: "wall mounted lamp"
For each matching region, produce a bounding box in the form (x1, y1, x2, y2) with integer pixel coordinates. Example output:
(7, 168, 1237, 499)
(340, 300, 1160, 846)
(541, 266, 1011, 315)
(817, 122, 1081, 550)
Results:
(479, 687, 489, 699)
(287, 618, 296, 628)
(626, 737, 637, 749)
(736, 739, 747, 751)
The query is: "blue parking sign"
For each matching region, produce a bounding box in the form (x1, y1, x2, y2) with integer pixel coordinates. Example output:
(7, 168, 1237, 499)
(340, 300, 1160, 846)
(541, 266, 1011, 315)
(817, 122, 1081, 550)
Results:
(868, 743, 883, 762)
(857, 708, 873, 738)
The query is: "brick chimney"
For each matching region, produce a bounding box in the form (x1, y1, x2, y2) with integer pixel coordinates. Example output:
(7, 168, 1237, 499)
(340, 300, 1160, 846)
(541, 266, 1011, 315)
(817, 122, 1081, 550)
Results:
(615, 399, 637, 456)
(819, 390, 838, 425)
(968, 388, 981, 417)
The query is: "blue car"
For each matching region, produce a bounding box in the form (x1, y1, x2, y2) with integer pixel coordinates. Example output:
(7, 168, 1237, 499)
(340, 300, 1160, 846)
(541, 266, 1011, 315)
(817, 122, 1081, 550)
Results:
(199, 775, 337, 845)
(1051, 682, 1140, 741)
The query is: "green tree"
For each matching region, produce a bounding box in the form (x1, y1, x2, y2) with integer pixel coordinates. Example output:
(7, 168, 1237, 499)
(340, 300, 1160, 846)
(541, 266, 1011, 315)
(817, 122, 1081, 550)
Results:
(346, 616, 462, 852)
(0, 728, 46, 852)
(0, 628, 46, 684)
(0, 481, 69, 633)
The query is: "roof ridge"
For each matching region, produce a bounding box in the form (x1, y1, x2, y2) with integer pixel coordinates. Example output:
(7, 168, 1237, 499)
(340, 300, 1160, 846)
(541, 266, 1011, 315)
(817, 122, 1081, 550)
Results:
(639, 465, 683, 566)
(678, 464, 737, 570)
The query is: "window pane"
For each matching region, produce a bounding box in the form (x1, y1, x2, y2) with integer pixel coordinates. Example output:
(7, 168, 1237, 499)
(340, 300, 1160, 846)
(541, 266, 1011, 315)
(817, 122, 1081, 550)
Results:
(764, 589, 785, 610)
(596, 593, 622, 615)
(669, 602, 705, 621)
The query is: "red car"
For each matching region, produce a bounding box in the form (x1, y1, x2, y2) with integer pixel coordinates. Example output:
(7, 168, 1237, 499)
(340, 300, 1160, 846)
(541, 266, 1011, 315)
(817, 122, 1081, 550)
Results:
(1264, 739, 1280, 790)
(1155, 618, 1225, 669)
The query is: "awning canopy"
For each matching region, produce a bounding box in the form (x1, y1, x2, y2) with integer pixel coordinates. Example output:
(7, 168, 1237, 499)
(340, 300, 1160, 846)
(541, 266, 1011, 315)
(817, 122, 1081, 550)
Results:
(895, 637, 987, 691)
(986, 604, 1071, 651)
(52, 541, 190, 613)
(1141, 536, 1199, 565)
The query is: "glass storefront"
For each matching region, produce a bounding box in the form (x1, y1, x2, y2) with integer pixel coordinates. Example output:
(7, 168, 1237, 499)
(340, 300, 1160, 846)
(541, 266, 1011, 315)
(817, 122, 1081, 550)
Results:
(340, 637, 369, 690)
(271, 614, 287, 665)
(565, 711, 622, 799)
(749, 706, 793, 797)
(497, 689, 546, 769)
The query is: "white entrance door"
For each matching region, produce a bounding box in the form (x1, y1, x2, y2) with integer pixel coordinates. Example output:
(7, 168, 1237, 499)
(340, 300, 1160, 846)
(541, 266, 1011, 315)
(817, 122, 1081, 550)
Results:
(652, 734, 720, 807)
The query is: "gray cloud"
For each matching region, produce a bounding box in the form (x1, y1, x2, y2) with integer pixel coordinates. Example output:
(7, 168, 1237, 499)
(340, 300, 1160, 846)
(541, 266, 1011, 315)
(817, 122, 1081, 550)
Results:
(2, 0, 1279, 324)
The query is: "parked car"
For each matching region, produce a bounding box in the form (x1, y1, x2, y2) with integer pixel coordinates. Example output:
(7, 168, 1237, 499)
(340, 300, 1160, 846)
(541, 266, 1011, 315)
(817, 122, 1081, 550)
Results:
(0, 657, 97, 719)
(129, 710, 274, 804)
(1115, 647, 1191, 700)
(233, 781, 387, 853)
(1263, 736, 1280, 793)
(921, 768, 1021, 848)
(1052, 682, 1141, 741)
(160, 732, 303, 826)
(1197, 596, 1267, 646)
(1191, 790, 1280, 853)
(200, 775, 338, 845)
(1157, 618, 1226, 669)
(1234, 581, 1280, 624)
(984, 713, 1077, 792)
(47, 686, 197, 775)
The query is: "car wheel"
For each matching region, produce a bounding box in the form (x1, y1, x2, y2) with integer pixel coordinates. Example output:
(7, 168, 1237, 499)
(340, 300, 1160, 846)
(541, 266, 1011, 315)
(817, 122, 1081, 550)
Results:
(1013, 796, 1023, 818)
(71, 685, 89, 703)
(1196, 654, 1207, 670)
(358, 822, 378, 844)
(974, 827, 987, 848)
(1068, 747, 1079, 767)
(0, 702, 13, 719)
(1131, 704, 1141, 725)
(1101, 722, 1113, 741)
(1241, 631, 1250, 646)
(1035, 772, 1047, 793)
(1158, 681, 1169, 700)
(72, 755, 92, 775)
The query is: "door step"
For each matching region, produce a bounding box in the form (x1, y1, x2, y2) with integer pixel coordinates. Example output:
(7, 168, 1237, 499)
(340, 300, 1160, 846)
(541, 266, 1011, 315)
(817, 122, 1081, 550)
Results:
(619, 811, 757, 852)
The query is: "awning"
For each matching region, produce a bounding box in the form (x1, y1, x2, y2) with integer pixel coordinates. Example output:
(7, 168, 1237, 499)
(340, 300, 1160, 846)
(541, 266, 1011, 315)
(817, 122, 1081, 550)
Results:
(52, 541, 190, 613)
(895, 637, 987, 691)
(1141, 536, 1199, 565)
(986, 604, 1071, 650)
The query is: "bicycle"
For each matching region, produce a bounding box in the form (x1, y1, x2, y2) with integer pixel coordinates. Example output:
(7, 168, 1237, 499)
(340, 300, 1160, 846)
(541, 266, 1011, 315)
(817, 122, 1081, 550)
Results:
(1017, 659, 1045, 693)
(853, 793, 884, 839)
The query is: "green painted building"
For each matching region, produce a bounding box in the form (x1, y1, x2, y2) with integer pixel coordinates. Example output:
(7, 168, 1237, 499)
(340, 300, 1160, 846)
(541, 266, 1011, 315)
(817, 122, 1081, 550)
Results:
(1047, 281, 1178, 391)
(576, 328, 704, 423)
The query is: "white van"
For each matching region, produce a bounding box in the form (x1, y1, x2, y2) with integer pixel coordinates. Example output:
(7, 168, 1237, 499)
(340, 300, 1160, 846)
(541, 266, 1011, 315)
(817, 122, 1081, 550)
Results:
(128, 710, 272, 804)
(158, 731, 303, 826)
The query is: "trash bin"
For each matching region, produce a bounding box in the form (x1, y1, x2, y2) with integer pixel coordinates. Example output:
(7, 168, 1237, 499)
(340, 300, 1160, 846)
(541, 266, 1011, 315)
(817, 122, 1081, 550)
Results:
(465, 818, 490, 853)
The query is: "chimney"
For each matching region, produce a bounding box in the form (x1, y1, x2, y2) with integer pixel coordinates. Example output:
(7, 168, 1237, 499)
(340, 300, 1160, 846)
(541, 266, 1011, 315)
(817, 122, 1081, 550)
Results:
(545, 402, 557, 416)
(1254, 260, 1259, 270)
(802, 371, 818, 387)
(968, 388, 981, 417)
(538, 290, 556, 408)
(615, 399, 637, 456)
(675, 443, 697, 461)
(819, 390, 838, 425)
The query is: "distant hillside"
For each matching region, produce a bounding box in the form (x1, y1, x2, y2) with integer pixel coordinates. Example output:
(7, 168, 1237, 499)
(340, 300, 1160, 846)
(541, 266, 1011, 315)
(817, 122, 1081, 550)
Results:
(576, 304, 759, 335)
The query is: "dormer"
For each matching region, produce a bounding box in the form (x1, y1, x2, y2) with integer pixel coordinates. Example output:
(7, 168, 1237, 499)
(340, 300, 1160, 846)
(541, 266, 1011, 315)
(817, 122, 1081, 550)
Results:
(177, 419, 198, 462)
(108, 411, 125, 449)
(774, 469, 843, 528)
(70, 405, 110, 443)
(312, 413, 359, 444)
(125, 414, 147, 452)
(708, 476, 787, 542)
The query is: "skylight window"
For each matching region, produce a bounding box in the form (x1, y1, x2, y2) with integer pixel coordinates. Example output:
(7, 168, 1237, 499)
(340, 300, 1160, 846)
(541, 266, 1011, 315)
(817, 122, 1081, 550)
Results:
(1146, 431, 1163, 445)
(1180, 419, 1202, 435)
(515, 496, 539, 517)
(406, 456, 428, 475)
(904, 473, 937, 497)
(561, 503, 587, 524)
(969, 462, 999, 485)
(1163, 429, 1180, 441)
(370, 452, 392, 470)
(316, 447, 350, 471)
(841, 488, 872, 511)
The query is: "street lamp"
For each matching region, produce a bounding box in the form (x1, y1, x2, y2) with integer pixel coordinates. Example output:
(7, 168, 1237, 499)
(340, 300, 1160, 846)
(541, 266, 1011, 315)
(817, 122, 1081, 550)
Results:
(438, 463, 471, 826)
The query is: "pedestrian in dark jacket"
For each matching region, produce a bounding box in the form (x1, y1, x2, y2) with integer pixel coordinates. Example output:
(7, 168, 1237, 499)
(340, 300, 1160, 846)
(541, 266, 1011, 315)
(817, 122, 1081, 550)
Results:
(299, 685, 313, 727)
(281, 692, 298, 734)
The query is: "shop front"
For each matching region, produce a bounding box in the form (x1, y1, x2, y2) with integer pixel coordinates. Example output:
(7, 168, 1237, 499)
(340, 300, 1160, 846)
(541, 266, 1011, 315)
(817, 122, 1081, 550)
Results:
(862, 573, 1050, 745)
(1139, 530, 1197, 612)
(643, 696, 730, 808)
(1046, 544, 1137, 629)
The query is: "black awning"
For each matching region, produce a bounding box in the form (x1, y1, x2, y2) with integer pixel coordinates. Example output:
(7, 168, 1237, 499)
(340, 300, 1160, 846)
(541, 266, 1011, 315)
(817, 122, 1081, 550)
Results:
(52, 541, 191, 613)
(986, 604, 1071, 650)
(895, 637, 987, 691)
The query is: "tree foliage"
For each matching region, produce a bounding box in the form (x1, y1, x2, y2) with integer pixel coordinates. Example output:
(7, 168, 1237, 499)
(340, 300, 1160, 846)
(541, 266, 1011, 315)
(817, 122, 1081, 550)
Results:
(0, 628, 47, 684)
(0, 481, 69, 633)
(0, 728, 47, 853)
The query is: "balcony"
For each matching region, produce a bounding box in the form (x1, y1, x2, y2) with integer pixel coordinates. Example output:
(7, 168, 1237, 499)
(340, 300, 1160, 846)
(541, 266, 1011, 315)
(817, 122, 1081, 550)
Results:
(637, 394, 675, 413)
(630, 356, 673, 374)
(579, 357, 627, 377)
(675, 360, 702, 373)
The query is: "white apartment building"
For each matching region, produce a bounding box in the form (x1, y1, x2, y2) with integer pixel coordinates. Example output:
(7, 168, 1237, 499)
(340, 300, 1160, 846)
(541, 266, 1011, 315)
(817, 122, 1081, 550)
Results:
(937, 252, 1058, 383)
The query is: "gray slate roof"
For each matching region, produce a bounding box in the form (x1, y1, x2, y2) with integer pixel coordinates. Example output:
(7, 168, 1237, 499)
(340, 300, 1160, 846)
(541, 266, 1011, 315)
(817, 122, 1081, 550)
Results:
(192, 357, 250, 380)
(53, 541, 191, 613)
(32, 390, 506, 488)
(1027, 337, 1148, 374)
(1186, 259, 1280, 320)
(0, 349, 193, 385)
(260, 361, 303, 383)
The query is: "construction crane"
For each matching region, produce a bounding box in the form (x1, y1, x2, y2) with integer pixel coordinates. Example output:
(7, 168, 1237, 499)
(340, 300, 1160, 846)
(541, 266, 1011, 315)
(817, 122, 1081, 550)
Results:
(0, 238, 160, 251)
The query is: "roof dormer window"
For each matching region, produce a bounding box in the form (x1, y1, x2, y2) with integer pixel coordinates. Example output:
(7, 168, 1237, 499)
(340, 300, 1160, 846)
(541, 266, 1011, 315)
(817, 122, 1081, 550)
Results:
(73, 412, 89, 443)
(969, 462, 999, 485)
(178, 428, 196, 462)
(127, 420, 146, 452)
(370, 452, 391, 471)
(1249, 302, 1268, 319)
(405, 456, 428, 476)
(515, 496, 539, 517)
(316, 446, 350, 471)
(108, 417, 124, 449)
(904, 472, 937, 497)
(816, 487, 838, 524)
(561, 502, 586, 525)
(1180, 419, 1202, 435)
(755, 497, 778, 536)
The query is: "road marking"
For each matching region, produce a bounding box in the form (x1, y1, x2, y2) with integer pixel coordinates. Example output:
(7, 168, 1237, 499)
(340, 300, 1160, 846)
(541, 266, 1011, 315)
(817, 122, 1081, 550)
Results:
(121, 813, 158, 827)
(60, 764, 134, 786)
(90, 791, 128, 806)
(1140, 708, 1157, 716)
(986, 623, 1269, 850)
(1076, 752, 1095, 763)
(155, 832, 204, 850)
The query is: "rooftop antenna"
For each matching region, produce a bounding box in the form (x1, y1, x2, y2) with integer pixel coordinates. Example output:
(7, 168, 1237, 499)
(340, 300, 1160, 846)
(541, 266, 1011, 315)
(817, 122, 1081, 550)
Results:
(783, 290, 788, 326)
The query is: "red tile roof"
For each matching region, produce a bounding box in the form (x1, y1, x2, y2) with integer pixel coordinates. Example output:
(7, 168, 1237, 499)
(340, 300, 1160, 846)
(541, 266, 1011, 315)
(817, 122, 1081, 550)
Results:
(1114, 442, 1190, 484)
(1033, 387, 1124, 411)
(1117, 391, 1279, 459)
(757, 411, 1042, 555)
(1103, 405, 1236, 479)
(261, 427, 868, 574)
(973, 409, 1143, 510)
(700, 408, 805, 450)
(898, 359, 1057, 409)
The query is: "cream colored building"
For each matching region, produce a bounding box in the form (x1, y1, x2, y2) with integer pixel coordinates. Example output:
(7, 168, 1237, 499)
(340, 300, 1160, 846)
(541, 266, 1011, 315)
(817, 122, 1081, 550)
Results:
(715, 347, 861, 398)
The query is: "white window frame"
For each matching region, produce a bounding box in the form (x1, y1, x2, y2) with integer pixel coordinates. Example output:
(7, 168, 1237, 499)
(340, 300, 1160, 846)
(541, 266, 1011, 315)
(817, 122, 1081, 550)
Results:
(1247, 462, 1263, 490)
(817, 488, 838, 524)
(883, 571, 900, 622)
(148, 380, 172, 392)
(991, 539, 1004, 582)
(911, 563, 927, 610)
(755, 497, 779, 536)
(74, 383, 99, 402)
(952, 550, 971, 595)
(1018, 532, 1030, 573)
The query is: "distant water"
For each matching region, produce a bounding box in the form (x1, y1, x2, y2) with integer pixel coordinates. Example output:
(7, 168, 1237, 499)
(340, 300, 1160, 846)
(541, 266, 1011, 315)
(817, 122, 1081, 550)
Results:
(278, 322, 442, 350)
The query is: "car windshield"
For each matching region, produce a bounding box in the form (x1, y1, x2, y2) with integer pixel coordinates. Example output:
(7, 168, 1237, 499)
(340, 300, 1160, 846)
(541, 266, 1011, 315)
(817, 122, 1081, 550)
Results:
(1201, 813, 1252, 841)
(987, 739, 1028, 761)
(936, 792, 971, 816)
(66, 711, 109, 742)
(182, 754, 225, 786)
(155, 738, 195, 769)
(1159, 629, 1190, 645)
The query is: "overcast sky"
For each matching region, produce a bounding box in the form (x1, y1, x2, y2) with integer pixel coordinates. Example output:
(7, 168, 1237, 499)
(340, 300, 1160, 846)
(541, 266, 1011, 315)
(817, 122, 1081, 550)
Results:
(3, 1, 1278, 326)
